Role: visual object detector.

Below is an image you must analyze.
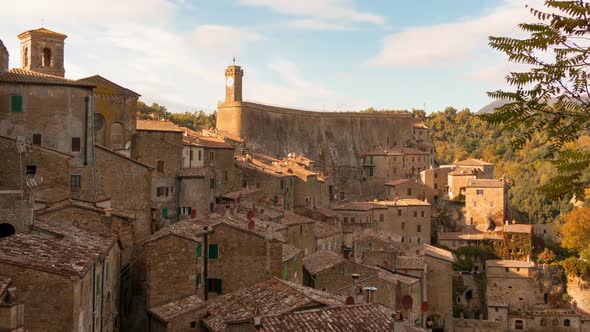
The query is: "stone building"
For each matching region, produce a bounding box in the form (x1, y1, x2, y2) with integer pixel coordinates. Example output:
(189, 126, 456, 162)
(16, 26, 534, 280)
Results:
(334, 201, 386, 248)
(282, 244, 303, 284)
(178, 167, 215, 217)
(147, 277, 343, 332)
(314, 221, 342, 253)
(373, 198, 432, 246)
(448, 168, 479, 200)
(279, 212, 316, 256)
(216, 64, 431, 197)
(360, 146, 431, 194)
(455, 158, 494, 179)
(145, 221, 207, 307)
(0, 276, 24, 332)
(78, 75, 140, 151)
(384, 178, 428, 201)
(0, 219, 121, 332)
(198, 137, 236, 197)
(464, 178, 508, 229)
(133, 119, 184, 225)
(420, 166, 452, 204)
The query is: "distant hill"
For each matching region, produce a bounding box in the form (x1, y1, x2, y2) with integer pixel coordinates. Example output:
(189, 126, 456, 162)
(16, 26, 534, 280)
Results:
(477, 99, 510, 114)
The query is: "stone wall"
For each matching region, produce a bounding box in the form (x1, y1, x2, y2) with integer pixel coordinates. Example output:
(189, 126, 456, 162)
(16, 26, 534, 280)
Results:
(453, 318, 502, 332)
(217, 101, 429, 195)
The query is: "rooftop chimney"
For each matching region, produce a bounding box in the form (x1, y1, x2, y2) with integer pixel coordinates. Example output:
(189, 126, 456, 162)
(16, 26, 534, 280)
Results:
(364, 287, 377, 304)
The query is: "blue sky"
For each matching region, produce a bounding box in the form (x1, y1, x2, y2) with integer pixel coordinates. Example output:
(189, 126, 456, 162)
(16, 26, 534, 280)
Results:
(1, 0, 539, 113)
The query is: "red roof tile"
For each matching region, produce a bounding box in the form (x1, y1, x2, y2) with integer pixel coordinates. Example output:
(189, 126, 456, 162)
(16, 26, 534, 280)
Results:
(148, 294, 204, 322)
(303, 250, 346, 275)
(282, 244, 302, 262)
(0, 69, 94, 88)
(136, 119, 183, 132)
(178, 167, 213, 178)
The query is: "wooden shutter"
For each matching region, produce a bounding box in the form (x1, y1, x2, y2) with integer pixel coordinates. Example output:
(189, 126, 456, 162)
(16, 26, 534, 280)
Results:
(11, 95, 23, 113)
(196, 243, 202, 258)
(208, 244, 218, 259)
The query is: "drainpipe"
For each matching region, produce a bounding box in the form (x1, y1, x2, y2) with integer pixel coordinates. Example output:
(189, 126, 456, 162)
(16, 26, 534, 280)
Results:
(203, 226, 209, 301)
(100, 257, 106, 332)
(92, 264, 96, 332)
(176, 177, 181, 223)
(84, 95, 89, 166)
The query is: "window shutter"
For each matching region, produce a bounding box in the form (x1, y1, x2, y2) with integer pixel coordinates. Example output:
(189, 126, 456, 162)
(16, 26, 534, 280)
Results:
(209, 244, 219, 259)
(282, 264, 289, 280)
(196, 243, 202, 258)
(162, 208, 168, 218)
(216, 279, 222, 294)
(11, 95, 23, 113)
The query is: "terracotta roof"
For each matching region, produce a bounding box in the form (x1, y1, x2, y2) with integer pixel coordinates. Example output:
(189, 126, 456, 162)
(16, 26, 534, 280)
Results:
(201, 278, 344, 331)
(282, 244, 302, 262)
(384, 179, 410, 186)
(281, 212, 315, 225)
(449, 167, 478, 176)
(420, 244, 456, 262)
(303, 250, 346, 275)
(78, 75, 140, 97)
(258, 303, 395, 332)
(0, 276, 11, 296)
(486, 260, 535, 268)
(314, 222, 340, 239)
(18, 27, 66, 37)
(148, 294, 204, 322)
(0, 69, 94, 88)
(95, 145, 154, 170)
(146, 220, 206, 244)
(235, 158, 290, 178)
(455, 158, 493, 166)
(178, 167, 213, 178)
(221, 188, 263, 200)
(136, 119, 183, 132)
(334, 202, 385, 211)
(373, 198, 430, 207)
(0, 219, 117, 277)
(314, 207, 337, 218)
(202, 214, 286, 243)
(192, 137, 234, 149)
(395, 256, 425, 270)
(34, 198, 135, 220)
(438, 230, 504, 241)
(361, 146, 429, 156)
(467, 179, 506, 188)
(503, 224, 533, 234)
(213, 129, 245, 143)
(362, 229, 402, 244)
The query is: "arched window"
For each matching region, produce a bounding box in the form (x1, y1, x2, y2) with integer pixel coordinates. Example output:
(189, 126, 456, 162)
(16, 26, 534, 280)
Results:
(0, 223, 15, 238)
(111, 122, 125, 150)
(540, 318, 547, 326)
(515, 320, 524, 330)
(94, 114, 106, 146)
(564, 319, 571, 327)
(42, 48, 52, 67)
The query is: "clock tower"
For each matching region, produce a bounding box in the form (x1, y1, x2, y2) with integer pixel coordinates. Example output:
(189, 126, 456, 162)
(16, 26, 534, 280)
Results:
(225, 64, 243, 103)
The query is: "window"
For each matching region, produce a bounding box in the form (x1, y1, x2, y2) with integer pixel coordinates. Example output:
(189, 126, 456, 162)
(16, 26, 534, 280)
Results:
(161, 208, 168, 218)
(540, 319, 547, 326)
(207, 278, 222, 294)
(394, 167, 397, 174)
(398, 209, 402, 216)
(71, 175, 81, 191)
(190, 321, 197, 329)
(369, 167, 374, 177)
(32, 134, 42, 145)
(476, 189, 484, 195)
(157, 160, 164, 173)
(505, 268, 509, 272)
(564, 319, 571, 327)
(401, 236, 405, 243)
(351, 217, 355, 223)
(26, 165, 36, 176)
(417, 225, 422, 232)
(210, 178, 215, 189)
(434, 173, 438, 179)
(198, 150, 202, 161)
(379, 214, 384, 222)
(11, 95, 23, 113)
(407, 188, 412, 196)
(223, 170, 228, 181)
(417, 237, 421, 243)
(280, 179, 284, 190)
(209, 151, 215, 160)
(105, 262, 109, 282)
(190, 150, 194, 161)
(196, 243, 202, 258)
(157, 187, 169, 197)
(196, 274, 201, 288)
(42, 47, 52, 67)
(95, 273, 101, 293)
(343, 217, 348, 223)
(282, 264, 289, 280)
(209, 244, 219, 259)
(413, 211, 418, 217)
(180, 207, 191, 215)
(369, 156, 374, 165)
(71, 137, 81, 152)
(421, 211, 425, 217)
(401, 222, 405, 230)
(434, 183, 438, 189)
(515, 320, 524, 330)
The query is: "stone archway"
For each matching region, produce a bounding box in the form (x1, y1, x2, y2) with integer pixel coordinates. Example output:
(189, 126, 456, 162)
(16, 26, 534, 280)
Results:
(0, 223, 15, 238)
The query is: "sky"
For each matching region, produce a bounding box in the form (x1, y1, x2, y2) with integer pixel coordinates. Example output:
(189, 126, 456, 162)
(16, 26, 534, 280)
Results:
(0, 0, 541, 114)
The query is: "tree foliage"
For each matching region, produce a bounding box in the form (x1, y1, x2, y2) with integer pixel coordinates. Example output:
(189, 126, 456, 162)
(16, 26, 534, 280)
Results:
(538, 248, 557, 263)
(483, 0, 590, 199)
(137, 101, 216, 130)
(559, 207, 590, 253)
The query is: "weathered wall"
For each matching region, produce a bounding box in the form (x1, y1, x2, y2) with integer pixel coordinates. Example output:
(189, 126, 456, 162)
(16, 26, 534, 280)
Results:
(217, 101, 428, 195)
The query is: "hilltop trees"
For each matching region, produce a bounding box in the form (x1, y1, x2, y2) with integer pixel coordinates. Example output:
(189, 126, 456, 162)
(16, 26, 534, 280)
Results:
(483, 0, 590, 199)
(137, 101, 216, 130)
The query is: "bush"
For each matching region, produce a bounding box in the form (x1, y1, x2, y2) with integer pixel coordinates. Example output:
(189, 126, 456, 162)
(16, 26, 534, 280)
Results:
(558, 258, 590, 278)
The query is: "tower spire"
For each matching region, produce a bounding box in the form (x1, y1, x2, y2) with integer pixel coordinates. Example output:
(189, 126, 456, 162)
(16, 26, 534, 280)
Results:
(232, 57, 236, 65)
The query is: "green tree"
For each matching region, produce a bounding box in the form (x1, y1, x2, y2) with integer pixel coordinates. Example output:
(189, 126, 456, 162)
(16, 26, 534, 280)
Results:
(483, 0, 590, 199)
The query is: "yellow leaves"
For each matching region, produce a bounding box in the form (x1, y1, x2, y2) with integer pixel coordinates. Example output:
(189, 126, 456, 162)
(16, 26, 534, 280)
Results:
(559, 207, 590, 253)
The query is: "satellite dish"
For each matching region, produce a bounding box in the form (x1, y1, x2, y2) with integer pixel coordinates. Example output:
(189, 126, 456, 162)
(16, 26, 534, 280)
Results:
(421, 302, 429, 312)
(415, 249, 421, 255)
(248, 220, 255, 230)
(345, 296, 355, 305)
(402, 295, 413, 310)
(125, 141, 131, 150)
(247, 210, 255, 221)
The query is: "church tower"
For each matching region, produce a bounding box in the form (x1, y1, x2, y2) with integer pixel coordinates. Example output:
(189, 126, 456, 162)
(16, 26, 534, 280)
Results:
(225, 63, 243, 103)
(17, 28, 67, 77)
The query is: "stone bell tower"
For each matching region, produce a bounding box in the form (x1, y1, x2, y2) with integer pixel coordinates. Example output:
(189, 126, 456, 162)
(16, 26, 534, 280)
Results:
(225, 62, 243, 103)
(18, 28, 67, 77)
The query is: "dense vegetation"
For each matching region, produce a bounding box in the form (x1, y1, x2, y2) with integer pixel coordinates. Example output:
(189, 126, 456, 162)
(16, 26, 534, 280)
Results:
(137, 101, 216, 131)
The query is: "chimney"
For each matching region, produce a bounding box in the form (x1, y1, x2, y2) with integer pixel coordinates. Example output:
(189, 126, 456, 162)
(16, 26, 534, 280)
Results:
(253, 306, 262, 328)
(351, 274, 360, 303)
(102, 209, 113, 235)
(364, 287, 377, 303)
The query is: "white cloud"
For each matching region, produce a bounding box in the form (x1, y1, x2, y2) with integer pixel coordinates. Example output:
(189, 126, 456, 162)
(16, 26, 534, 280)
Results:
(238, 0, 384, 30)
(192, 25, 265, 58)
(367, 0, 541, 67)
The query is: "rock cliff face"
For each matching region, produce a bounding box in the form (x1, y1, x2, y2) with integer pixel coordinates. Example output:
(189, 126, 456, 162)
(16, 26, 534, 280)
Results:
(217, 101, 431, 195)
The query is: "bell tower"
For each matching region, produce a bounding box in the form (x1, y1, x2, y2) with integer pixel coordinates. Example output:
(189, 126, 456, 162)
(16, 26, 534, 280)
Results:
(225, 62, 243, 103)
(17, 28, 67, 77)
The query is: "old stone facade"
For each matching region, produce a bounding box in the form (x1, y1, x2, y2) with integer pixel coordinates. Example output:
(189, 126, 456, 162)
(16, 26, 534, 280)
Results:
(464, 178, 508, 229)
(420, 166, 452, 204)
(384, 179, 428, 201)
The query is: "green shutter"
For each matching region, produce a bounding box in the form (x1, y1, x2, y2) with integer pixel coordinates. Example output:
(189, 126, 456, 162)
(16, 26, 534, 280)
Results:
(197, 243, 202, 258)
(196, 274, 201, 287)
(282, 264, 289, 280)
(11, 95, 23, 113)
(370, 156, 374, 165)
(209, 244, 219, 259)
(216, 279, 222, 294)
(162, 208, 168, 218)
(369, 167, 374, 176)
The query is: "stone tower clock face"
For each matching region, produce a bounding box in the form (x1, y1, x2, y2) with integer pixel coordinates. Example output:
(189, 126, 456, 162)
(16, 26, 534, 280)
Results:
(226, 77, 234, 88)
